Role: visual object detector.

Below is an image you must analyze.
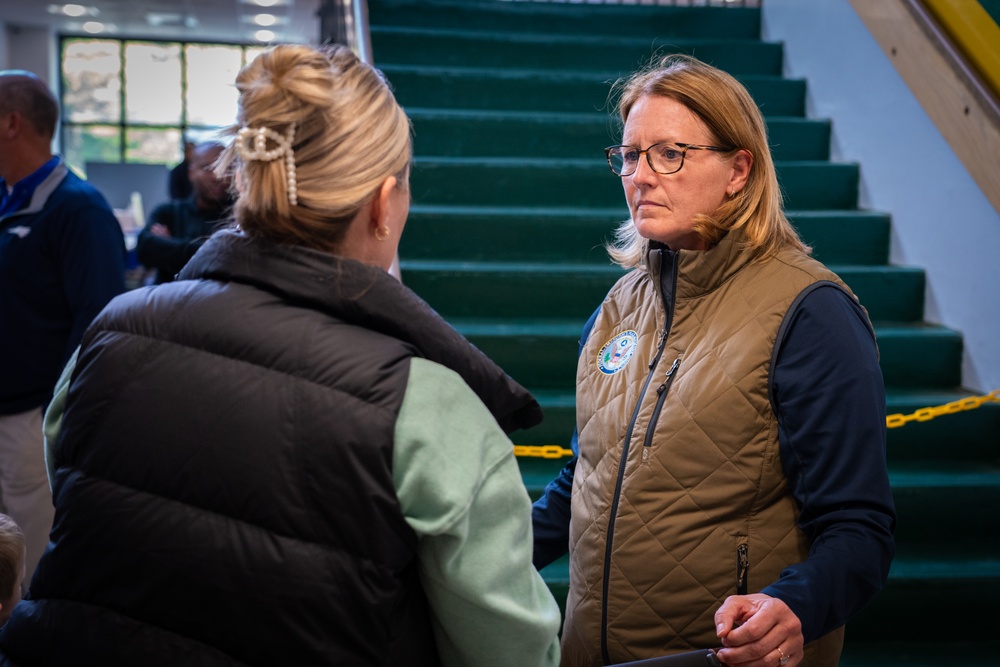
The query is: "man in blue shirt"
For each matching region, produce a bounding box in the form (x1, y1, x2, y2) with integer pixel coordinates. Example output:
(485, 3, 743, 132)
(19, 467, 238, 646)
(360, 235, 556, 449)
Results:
(0, 70, 125, 585)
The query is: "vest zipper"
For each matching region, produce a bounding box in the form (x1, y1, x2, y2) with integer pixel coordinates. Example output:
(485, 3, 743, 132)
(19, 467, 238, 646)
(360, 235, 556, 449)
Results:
(600, 326, 669, 665)
(601, 248, 678, 664)
(642, 356, 681, 463)
(736, 543, 749, 595)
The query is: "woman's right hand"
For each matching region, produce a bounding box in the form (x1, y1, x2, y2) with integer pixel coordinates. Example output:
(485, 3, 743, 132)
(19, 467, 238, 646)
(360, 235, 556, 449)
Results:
(713, 594, 804, 667)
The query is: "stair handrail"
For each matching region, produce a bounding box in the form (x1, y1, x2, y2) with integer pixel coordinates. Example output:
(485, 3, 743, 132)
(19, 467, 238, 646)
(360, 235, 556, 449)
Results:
(318, 0, 372, 63)
(351, 0, 373, 64)
(850, 0, 1000, 217)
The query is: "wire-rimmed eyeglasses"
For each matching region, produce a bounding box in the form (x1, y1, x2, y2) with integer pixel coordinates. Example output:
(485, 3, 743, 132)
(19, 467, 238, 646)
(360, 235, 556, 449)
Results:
(604, 142, 732, 177)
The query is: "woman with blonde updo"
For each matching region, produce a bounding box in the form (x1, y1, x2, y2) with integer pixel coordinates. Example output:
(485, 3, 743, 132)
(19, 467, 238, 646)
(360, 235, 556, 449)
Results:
(0, 44, 560, 667)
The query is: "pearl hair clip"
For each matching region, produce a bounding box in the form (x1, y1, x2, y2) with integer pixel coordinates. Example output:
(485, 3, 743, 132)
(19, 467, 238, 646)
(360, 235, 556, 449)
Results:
(236, 124, 298, 206)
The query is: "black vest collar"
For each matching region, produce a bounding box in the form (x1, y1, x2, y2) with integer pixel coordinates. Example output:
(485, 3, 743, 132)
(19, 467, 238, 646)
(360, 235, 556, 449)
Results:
(180, 230, 542, 434)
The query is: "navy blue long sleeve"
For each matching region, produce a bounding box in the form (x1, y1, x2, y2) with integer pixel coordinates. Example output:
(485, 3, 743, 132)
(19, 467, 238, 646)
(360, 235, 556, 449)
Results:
(760, 284, 895, 641)
(531, 286, 895, 640)
(1, 164, 125, 414)
(531, 307, 599, 569)
(531, 435, 576, 569)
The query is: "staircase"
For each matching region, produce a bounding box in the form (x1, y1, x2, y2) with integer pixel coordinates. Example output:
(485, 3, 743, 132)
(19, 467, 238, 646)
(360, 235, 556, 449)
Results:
(366, 1, 1000, 663)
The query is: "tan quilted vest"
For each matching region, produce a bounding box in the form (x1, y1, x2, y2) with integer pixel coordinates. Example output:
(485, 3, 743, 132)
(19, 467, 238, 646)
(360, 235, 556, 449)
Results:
(562, 230, 854, 667)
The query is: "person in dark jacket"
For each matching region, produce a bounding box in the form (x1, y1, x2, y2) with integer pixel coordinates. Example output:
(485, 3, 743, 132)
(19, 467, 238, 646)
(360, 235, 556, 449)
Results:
(0, 44, 560, 667)
(168, 139, 195, 200)
(137, 140, 234, 283)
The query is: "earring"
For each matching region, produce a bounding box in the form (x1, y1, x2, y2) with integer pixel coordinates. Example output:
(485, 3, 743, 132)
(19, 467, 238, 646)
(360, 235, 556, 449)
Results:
(375, 226, 391, 241)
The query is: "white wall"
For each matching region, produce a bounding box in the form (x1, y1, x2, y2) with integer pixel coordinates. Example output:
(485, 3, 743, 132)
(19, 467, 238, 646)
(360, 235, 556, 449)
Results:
(3, 23, 60, 152)
(2, 24, 56, 85)
(0, 22, 8, 71)
(762, 0, 1000, 393)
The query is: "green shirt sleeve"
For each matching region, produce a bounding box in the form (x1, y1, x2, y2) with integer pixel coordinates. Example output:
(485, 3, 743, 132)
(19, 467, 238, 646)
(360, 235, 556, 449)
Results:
(43, 346, 78, 489)
(394, 357, 561, 667)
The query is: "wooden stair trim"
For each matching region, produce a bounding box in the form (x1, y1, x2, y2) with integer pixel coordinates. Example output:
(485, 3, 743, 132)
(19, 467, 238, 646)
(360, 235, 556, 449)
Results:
(849, 0, 1000, 216)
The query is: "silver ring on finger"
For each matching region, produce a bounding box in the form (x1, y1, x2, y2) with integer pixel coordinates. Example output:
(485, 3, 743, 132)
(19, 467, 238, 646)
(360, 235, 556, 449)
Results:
(777, 647, 790, 666)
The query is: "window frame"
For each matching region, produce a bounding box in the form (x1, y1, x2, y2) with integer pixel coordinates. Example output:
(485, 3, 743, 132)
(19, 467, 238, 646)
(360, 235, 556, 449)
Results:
(58, 35, 260, 172)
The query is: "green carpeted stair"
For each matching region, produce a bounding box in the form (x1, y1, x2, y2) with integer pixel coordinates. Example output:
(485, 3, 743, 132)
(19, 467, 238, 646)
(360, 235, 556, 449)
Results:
(368, 0, 1000, 663)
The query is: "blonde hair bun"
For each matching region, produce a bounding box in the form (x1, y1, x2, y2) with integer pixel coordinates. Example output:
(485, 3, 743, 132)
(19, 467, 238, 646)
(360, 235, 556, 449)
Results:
(219, 44, 412, 252)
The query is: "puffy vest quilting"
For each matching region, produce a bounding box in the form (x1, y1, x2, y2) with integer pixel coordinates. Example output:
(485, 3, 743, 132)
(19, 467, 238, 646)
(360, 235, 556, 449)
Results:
(563, 231, 855, 667)
(1, 231, 542, 667)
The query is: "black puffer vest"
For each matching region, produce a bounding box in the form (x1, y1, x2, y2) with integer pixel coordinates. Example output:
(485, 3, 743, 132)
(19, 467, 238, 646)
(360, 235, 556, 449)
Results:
(0, 230, 541, 667)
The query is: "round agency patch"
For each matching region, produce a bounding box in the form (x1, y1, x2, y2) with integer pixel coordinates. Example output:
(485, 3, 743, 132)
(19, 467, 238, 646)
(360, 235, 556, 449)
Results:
(597, 330, 638, 375)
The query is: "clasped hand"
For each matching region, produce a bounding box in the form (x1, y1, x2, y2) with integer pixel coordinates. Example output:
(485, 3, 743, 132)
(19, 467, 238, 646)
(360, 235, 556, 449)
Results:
(713, 594, 803, 667)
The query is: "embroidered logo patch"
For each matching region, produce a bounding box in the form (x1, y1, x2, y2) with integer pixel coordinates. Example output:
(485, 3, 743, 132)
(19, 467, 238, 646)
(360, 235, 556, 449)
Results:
(597, 330, 638, 375)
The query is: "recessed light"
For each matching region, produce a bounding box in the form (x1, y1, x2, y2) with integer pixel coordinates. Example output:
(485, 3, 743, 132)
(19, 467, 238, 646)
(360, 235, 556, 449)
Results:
(254, 29, 276, 42)
(47, 4, 98, 18)
(253, 14, 277, 26)
(82, 20, 105, 33)
(146, 12, 183, 27)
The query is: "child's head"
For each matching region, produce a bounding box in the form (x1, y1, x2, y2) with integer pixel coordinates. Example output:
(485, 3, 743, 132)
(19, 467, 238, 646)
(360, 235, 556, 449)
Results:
(0, 514, 25, 626)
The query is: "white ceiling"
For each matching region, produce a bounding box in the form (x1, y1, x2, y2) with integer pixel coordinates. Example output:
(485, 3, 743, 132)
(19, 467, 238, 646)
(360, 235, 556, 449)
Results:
(0, 0, 323, 45)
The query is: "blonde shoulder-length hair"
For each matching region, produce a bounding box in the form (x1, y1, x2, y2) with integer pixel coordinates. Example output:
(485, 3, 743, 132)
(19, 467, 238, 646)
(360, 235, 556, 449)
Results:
(607, 54, 809, 269)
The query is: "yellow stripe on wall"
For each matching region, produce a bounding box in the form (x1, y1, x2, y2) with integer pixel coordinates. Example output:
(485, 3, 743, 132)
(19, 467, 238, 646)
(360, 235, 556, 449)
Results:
(923, 0, 1000, 98)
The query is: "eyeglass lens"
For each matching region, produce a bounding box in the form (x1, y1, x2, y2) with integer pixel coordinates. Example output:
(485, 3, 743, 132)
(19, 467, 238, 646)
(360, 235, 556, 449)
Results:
(608, 144, 685, 176)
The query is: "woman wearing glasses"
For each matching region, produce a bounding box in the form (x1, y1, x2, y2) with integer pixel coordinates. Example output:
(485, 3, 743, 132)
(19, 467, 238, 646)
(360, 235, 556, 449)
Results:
(532, 55, 895, 667)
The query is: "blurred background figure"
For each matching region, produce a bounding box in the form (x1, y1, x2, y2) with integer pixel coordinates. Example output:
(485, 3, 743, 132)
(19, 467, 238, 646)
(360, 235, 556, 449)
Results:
(136, 141, 234, 283)
(168, 139, 195, 201)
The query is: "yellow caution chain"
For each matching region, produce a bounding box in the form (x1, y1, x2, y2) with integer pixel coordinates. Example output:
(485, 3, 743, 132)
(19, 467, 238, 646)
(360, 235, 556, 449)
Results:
(513, 445, 575, 459)
(515, 390, 1000, 457)
(886, 389, 1000, 428)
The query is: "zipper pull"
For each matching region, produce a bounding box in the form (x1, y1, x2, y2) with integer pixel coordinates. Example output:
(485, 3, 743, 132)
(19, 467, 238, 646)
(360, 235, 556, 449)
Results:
(736, 544, 749, 595)
(648, 331, 669, 370)
(653, 358, 681, 403)
(655, 359, 680, 394)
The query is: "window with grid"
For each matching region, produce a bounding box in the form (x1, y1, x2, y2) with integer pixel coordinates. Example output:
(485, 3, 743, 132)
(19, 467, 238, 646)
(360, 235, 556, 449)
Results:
(59, 37, 263, 176)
